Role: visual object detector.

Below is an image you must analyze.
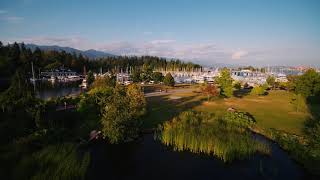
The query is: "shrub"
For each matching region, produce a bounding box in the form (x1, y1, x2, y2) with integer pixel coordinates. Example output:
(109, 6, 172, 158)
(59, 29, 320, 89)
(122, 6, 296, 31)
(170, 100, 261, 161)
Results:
(250, 85, 265, 96)
(224, 110, 256, 127)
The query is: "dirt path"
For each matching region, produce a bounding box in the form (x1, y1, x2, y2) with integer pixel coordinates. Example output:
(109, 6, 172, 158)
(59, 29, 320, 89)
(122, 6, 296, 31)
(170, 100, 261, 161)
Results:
(144, 88, 195, 97)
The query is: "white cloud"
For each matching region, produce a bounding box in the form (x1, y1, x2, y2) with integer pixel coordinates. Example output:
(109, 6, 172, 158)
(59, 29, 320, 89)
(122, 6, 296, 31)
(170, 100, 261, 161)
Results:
(0, 10, 7, 14)
(150, 39, 176, 44)
(9, 36, 97, 50)
(8, 36, 273, 65)
(0, 10, 24, 23)
(5, 16, 24, 21)
(143, 31, 153, 35)
(1, 16, 24, 23)
(231, 50, 248, 60)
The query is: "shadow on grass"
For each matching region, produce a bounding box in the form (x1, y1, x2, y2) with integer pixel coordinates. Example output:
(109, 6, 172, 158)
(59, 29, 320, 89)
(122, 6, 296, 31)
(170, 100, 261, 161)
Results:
(306, 96, 320, 119)
(233, 88, 252, 98)
(142, 94, 206, 129)
(304, 96, 320, 137)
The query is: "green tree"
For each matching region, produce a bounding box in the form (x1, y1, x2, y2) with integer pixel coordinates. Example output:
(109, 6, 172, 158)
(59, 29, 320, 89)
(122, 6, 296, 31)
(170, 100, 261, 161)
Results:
(287, 75, 298, 91)
(86, 71, 95, 86)
(266, 76, 276, 89)
(216, 68, 233, 97)
(131, 69, 141, 82)
(0, 69, 44, 139)
(91, 74, 116, 88)
(151, 72, 164, 83)
(224, 86, 233, 98)
(163, 73, 175, 87)
(233, 81, 242, 90)
(295, 69, 320, 97)
(101, 85, 146, 143)
(126, 84, 146, 117)
(140, 64, 153, 82)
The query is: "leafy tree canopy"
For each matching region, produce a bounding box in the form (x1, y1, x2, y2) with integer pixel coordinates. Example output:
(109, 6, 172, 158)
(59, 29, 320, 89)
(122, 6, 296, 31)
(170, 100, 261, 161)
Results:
(295, 69, 320, 97)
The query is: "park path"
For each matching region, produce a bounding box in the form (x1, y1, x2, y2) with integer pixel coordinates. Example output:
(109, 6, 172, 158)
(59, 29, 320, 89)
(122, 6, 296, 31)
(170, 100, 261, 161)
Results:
(144, 88, 195, 97)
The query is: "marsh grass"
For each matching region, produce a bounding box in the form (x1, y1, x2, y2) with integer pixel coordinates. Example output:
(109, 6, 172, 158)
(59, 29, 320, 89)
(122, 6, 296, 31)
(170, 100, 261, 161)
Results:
(13, 143, 90, 180)
(156, 111, 270, 162)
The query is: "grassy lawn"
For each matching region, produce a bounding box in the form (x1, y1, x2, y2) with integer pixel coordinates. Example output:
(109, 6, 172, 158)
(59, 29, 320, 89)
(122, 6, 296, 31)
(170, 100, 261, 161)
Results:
(195, 90, 309, 135)
(142, 88, 204, 129)
(143, 87, 310, 135)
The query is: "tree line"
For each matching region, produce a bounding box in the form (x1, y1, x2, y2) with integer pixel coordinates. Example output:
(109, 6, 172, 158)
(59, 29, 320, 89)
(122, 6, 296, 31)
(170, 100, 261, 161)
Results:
(0, 41, 201, 79)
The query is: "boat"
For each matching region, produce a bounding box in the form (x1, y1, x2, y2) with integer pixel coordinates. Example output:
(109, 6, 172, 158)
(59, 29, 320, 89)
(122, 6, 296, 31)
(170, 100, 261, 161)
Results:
(79, 78, 87, 89)
(49, 76, 56, 82)
(30, 61, 38, 83)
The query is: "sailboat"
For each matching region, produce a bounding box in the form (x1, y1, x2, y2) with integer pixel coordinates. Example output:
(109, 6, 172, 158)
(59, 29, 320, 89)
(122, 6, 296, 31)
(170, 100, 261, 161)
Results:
(49, 76, 56, 82)
(79, 78, 87, 89)
(30, 61, 37, 82)
(79, 66, 88, 89)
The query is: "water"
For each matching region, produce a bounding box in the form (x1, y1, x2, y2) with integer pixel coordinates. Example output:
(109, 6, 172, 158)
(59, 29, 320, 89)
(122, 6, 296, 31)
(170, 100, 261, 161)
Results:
(87, 134, 307, 180)
(35, 81, 83, 100)
(0, 79, 83, 99)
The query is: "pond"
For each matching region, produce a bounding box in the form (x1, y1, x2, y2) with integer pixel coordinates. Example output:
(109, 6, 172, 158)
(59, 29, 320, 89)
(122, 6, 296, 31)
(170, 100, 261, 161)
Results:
(87, 134, 307, 180)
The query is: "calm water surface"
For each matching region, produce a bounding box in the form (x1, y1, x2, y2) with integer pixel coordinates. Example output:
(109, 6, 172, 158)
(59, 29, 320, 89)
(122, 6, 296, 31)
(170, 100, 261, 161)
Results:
(87, 134, 307, 180)
(35, 81, 83, 100)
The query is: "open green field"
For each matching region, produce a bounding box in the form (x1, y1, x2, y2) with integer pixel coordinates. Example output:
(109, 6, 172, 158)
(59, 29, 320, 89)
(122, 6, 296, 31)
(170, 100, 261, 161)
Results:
(143, 87, 311, 135)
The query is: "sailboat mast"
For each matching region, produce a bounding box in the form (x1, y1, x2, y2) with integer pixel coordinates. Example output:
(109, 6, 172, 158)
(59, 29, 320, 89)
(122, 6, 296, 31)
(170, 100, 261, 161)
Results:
(31, 61, 36, 93)
(31, 61, 35, 80)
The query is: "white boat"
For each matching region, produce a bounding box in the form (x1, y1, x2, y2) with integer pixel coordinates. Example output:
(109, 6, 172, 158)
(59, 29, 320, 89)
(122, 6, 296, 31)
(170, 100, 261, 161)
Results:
(49, 76, 56, 82)
(30, 78, 37, 82)
(79, 79, 87, 89)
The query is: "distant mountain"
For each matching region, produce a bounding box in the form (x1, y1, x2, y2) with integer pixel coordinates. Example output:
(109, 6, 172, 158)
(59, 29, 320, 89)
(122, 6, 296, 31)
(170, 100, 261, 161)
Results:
(24, 44, 115, 59)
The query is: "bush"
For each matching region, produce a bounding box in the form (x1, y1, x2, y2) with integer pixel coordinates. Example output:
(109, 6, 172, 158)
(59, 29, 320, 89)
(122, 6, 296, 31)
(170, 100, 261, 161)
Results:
(250, 85, 266, 96)
(224, 110, 256, 127)
(233, 81, 242, 90)
(163, 73, 175, 87)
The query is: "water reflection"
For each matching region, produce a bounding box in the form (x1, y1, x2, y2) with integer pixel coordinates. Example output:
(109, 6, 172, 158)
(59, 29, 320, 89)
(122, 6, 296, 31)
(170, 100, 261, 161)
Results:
(34, 80, 83, 100)
(87, 134, 306, 180)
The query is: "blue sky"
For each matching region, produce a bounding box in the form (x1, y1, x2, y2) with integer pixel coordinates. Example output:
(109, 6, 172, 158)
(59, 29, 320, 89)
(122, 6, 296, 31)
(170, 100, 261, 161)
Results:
(1, 0, 320, 66)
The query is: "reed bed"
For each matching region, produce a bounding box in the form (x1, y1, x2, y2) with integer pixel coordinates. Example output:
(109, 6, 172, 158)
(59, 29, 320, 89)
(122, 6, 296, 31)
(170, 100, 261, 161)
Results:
(156, 111, 270, 162)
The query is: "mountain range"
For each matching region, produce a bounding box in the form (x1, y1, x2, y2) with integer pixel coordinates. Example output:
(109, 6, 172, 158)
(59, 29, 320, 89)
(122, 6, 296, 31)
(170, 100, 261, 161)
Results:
(24, 44, 116, 59)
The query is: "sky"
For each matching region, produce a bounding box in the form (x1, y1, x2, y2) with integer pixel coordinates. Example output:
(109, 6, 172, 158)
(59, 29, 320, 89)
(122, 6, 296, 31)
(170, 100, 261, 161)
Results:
(1, 0, 320, 67)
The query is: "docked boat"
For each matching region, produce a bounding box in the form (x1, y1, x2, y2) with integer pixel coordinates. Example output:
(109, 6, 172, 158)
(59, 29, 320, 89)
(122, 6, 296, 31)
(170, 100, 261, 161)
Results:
(49, 76, 56, 82)
(79, 78, 87, 89)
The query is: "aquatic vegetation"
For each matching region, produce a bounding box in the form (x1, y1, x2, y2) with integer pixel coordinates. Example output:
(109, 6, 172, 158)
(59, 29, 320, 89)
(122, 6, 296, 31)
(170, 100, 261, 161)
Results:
(156, 111, 270, 162)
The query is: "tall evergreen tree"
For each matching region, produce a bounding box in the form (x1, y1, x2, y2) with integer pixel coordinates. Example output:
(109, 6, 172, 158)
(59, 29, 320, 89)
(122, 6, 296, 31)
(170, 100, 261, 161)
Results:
(216, 68, 233, 98)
